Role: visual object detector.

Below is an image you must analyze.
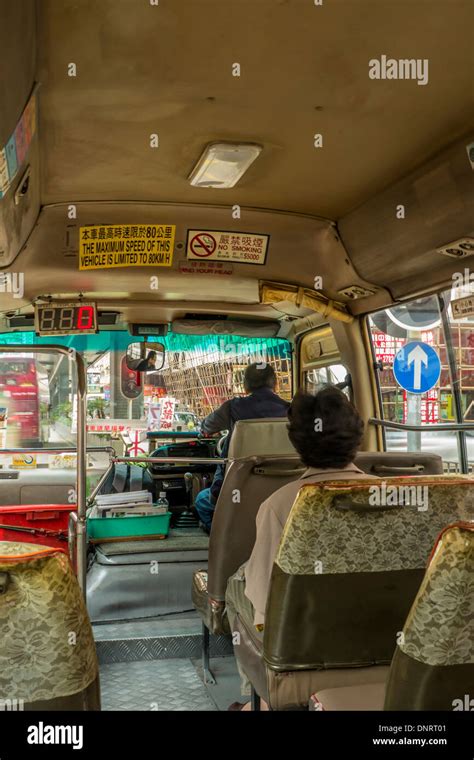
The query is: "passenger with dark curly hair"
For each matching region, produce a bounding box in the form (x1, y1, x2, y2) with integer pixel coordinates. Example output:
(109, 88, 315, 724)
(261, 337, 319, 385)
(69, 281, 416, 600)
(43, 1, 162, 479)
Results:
(225, 386, 375, 709)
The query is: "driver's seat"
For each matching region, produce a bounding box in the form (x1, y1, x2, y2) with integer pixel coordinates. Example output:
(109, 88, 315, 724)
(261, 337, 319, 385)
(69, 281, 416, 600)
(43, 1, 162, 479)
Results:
(192, 419, 303, 678)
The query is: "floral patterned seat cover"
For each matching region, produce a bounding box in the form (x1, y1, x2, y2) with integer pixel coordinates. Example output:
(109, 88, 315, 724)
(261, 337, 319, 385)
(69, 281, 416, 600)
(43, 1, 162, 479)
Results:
(0, 541, 99, 706)
(384, 522, 474, 710)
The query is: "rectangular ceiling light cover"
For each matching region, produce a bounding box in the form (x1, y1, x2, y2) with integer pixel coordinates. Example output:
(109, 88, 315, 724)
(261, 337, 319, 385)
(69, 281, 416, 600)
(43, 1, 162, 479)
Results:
(188, 143, 262, 188)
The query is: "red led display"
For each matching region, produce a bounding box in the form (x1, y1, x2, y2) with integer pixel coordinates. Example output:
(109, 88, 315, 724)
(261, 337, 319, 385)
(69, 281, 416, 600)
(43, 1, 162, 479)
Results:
(35, 303, 98, 335)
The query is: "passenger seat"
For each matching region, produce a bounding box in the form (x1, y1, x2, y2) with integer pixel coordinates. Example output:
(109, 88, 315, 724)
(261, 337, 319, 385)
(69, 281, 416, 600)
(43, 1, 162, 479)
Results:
(0, 541, 100, 710)
(385, 520, 474, 710)
(309, 521, 474, 711)
(232, 475, 474, 709)
(192, 418, 303, 678)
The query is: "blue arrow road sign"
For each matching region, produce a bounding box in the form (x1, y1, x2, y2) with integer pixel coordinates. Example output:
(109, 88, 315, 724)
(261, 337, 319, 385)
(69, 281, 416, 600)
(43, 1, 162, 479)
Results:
(393, 341, 441, 394)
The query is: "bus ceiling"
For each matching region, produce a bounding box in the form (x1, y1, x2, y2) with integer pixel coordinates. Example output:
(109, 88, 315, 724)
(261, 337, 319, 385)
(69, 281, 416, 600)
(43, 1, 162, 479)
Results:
(0, 1, 472, 318)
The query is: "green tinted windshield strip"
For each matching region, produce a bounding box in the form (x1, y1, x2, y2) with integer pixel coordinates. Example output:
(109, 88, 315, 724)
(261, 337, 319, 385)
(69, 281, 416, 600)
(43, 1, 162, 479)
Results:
(0, 330, 290, 355)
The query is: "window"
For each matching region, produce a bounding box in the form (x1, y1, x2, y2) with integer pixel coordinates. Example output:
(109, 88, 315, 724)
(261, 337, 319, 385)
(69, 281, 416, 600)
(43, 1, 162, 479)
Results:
(300, 326, 349, 397)
(305, 364, 349, 394)
(0, 330, 292, 470)
(368, 288, 474, 472)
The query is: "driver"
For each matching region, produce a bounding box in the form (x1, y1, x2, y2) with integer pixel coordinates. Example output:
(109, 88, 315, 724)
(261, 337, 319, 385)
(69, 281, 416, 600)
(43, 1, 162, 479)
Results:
(195, 362, 289, 533)
(135, 350, 157, 372)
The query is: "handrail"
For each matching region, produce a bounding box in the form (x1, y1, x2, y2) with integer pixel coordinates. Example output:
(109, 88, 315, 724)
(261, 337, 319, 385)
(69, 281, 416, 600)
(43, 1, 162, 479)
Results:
(369, 418, 474, 432)
(0, 446, 116, 456)
(113, 456, 227, 465)
(87, 455, 226, 506)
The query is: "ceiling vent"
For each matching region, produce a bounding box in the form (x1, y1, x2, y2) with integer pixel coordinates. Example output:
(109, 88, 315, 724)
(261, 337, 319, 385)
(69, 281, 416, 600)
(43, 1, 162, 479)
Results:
(338, 285, 377, 300)
(437, 237, 474, 259)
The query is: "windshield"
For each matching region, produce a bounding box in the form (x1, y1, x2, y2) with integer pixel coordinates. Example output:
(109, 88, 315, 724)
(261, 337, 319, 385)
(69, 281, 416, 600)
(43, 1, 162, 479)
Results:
(0, 330, 292, 456)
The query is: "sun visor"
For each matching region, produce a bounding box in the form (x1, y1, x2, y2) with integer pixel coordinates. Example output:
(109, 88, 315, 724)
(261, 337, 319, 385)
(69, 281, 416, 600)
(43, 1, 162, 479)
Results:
(260, 281, 353, 324)
(171, 319, 281, 337)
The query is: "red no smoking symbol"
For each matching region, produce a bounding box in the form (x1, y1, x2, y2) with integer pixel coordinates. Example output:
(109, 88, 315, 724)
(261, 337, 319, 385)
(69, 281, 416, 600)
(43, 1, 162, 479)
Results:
(190, 233, 217, 257)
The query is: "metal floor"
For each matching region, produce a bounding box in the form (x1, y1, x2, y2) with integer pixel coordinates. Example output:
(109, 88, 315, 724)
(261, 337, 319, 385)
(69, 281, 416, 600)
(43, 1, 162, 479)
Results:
(99, 657, 242, 711)
(100, 659, 217, 711)
(95, 613, 243, 711)
(91, 529, 242, 711)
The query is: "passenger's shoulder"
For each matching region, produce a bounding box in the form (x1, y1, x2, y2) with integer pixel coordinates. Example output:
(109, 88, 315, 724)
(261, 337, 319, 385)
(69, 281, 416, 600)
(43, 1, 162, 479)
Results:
(259, 477, 303, 516)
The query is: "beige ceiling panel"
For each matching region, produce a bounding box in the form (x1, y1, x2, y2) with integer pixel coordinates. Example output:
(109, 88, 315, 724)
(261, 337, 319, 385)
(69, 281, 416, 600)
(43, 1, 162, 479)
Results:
(6, 201, 380, 307)
(0, 0, 36, 146)
(36, 0, 471, 218)
(339, 132, 474, 308)
(0, 0, 471, 313)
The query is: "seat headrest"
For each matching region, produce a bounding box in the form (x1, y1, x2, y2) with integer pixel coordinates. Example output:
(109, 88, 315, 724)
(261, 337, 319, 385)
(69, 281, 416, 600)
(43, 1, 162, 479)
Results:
(228, 418, 296, 459)
(275, 476, 474, 575)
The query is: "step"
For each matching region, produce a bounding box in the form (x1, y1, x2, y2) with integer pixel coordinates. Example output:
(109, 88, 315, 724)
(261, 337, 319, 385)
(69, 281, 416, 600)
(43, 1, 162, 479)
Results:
(93, 614, 233, 664)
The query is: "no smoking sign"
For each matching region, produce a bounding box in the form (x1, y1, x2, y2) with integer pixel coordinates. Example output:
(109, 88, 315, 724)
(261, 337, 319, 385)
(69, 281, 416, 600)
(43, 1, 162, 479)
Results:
(186, 228, 269, 264)
(189, 233, 216, 257)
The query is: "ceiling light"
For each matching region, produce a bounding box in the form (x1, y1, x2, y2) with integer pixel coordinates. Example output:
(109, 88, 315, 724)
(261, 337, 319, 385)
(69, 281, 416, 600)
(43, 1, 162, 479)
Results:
(188, 142, 262, 188)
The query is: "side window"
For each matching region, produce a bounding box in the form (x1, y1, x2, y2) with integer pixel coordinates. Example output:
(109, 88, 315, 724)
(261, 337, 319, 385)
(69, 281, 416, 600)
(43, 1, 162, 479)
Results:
(305, 364, 349, 396)
(368, 289, 473, 472)
(299, 326, 349, 397)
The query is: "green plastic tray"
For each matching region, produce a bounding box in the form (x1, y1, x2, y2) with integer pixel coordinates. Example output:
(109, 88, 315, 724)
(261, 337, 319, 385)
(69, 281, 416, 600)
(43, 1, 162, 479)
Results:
(87, 511, 171, 541)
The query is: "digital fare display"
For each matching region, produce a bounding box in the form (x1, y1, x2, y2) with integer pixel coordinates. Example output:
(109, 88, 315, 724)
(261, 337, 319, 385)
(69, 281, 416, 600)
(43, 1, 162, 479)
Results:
(35, 303, 98, 336)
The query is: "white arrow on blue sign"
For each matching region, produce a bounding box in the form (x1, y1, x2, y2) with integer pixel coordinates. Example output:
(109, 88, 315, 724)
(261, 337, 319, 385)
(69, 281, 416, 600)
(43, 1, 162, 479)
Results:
(392, 341, 441, 394)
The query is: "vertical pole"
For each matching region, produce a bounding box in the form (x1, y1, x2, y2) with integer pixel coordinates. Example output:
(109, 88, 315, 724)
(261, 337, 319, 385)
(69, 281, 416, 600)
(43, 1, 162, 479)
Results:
(406, 331, 422, 452)
(75, 350, 88, 596)
(202, 622, 216, 685)
(439, 293, 468, 473)
(251, 686, 261, 711)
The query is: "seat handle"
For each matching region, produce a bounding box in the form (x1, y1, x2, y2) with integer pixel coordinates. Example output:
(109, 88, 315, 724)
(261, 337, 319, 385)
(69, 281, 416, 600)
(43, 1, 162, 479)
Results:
(26, 510, 60, 521)
(333, 495, 401, 512)
(372, 465, 424, 475)
(253, 466, 306, 476)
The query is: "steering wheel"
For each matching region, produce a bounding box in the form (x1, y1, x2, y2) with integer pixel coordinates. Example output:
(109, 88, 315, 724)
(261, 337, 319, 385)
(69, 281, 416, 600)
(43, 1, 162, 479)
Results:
(216, 430, 229, 456)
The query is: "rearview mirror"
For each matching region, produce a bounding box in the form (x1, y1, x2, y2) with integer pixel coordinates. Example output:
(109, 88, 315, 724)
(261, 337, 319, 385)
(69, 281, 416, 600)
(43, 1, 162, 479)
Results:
(125, 341, 165, 373)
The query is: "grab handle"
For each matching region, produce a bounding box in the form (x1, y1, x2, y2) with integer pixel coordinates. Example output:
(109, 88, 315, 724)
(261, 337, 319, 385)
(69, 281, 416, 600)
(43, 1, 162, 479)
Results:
(372, 465, 424, 475)
(333, 495, 401, 513)
(253, 466, 306, 477)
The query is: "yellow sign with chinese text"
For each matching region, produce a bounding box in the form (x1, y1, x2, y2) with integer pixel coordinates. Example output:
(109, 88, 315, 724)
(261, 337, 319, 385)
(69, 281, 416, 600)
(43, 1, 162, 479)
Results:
(79, 224, 175, 270)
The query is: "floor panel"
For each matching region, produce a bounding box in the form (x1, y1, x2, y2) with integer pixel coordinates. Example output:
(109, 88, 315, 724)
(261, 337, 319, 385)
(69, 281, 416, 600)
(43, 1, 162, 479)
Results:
(99, 659, 218, 711)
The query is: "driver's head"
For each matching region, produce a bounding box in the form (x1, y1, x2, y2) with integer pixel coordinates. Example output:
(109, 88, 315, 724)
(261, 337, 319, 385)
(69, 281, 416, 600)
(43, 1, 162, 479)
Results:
(244, 362, 276, 393)
(287, 387, 364, 468)
(147, 351, 157, 364)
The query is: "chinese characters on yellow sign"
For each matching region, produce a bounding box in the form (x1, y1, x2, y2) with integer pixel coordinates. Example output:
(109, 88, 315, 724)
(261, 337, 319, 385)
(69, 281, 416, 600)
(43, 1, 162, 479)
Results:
(79, 224, 175, 270)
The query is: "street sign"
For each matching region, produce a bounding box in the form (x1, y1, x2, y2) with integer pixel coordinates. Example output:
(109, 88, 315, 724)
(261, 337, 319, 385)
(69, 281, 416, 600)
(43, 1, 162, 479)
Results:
(393, 341, 441, 395)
